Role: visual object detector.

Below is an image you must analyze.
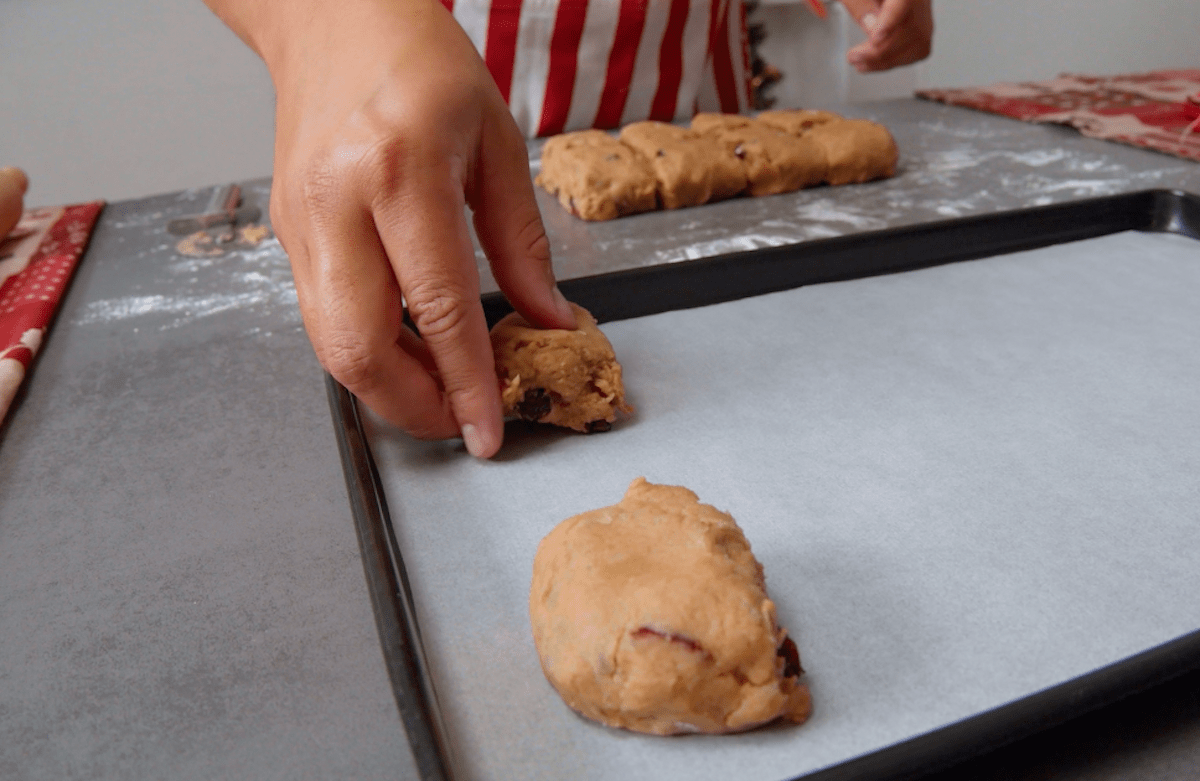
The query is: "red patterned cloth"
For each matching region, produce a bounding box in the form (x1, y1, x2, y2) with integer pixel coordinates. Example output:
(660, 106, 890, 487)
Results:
(917, 70, 1200, 163)
(0, 201, 104, 422)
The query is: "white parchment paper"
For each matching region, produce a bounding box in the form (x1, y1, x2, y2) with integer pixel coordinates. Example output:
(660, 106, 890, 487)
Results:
(364, 231, 1200, 781)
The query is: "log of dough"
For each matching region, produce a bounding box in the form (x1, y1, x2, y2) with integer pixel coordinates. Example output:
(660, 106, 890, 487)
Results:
(530, 478, 812, 735)
(690, 113, 826, 196)
(804, 119, 899, 185)
(535, 130, 657, 221)
(534, 113, 897, 220)
(618, 121, 747, 208)
(491, 303, 632, 433)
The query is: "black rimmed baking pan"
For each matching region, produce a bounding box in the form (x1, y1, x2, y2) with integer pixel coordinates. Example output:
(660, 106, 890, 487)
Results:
(329, 189, 1200, 781)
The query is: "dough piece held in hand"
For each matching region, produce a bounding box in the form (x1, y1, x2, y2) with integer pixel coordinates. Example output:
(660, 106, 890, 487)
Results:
(530, 478, 811, 735)
(805, 119, 899, 185)
(692, 113, 826, 196)
(619, 121, 747, 208)
(757, 109, 843, 135)
(535, 130, 657, 221)
(491, 303, 632, 433)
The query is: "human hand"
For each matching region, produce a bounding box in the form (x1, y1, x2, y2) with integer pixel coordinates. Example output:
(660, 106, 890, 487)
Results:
(0, 166, 28, 239)
(841, 0, 933, 73)
(205, 0, 576, 458)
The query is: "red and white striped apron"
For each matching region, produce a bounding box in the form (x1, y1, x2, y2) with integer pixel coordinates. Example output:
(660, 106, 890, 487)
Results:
(440, 0, 753, 137)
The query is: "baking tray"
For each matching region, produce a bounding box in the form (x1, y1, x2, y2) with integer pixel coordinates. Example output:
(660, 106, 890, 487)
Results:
(328, 189, 1200, 781)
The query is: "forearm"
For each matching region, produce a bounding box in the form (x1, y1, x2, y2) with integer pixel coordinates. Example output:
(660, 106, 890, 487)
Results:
(201, 0, 443, 86)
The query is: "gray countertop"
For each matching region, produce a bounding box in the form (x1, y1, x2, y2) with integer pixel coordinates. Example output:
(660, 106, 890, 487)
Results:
(2, 98, 1199, 780)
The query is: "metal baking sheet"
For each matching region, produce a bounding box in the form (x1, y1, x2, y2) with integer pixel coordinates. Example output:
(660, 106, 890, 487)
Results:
(331, 192, 1200, 781)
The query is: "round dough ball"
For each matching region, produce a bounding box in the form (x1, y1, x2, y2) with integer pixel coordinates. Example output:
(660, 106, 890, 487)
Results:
(530, 478, 811, 735)
(491, 303, 632, 433)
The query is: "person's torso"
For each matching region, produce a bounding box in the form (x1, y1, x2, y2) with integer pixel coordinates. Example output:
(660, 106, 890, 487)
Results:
(442, 0, 751, 136)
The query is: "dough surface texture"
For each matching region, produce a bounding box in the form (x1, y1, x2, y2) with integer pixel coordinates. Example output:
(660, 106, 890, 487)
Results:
(756, 108, 843, 135)
(804, 118, 899, 185)
(536, 130, 657, 220)
(530, 478, 811, 735)
(619, 121, 747, 208)
(691, 114, 826, 196)
(491, 303, 632, 432)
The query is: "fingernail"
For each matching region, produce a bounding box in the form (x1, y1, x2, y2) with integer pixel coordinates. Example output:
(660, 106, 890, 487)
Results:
(862, 12, 878, 32)
(552, 285, 576, 325)
(461, 423, 493, 459)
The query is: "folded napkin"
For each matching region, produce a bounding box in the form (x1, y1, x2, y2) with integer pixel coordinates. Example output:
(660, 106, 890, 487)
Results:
(0, 201, 104, 423)
(917, 69, 1200, 163)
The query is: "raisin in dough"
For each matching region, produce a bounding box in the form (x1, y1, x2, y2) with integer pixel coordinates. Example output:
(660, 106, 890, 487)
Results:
(619, 121, 747, 208)
(691, 113, 826, 196)
(530, 478, 811, 735)
(535, 130, 657, 221)
(756, 108, 842, 135)
(491, 303, 632, 433)
(804, 119, 899, 185)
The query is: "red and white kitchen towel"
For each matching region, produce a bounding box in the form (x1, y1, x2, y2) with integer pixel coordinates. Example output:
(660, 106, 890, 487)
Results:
(918, 69, 1200, 163)
(0, 201, 103, 423)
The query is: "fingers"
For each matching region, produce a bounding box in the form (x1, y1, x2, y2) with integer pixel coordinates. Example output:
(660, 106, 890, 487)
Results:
(839, 0, 882, 35)
(863, 0, 907, 43)
(844, 0, 933, 72)
(470, 105, 576, 331)
(293, 183, 463, 443)
(0, 166, 28, 239)
(372, 150, 506, 459)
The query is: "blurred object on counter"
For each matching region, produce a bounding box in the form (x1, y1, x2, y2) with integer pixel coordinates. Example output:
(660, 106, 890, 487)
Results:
(919, 70, 1200, 163)
(1, 199, 104, 423)
(0, 167, 28, 239)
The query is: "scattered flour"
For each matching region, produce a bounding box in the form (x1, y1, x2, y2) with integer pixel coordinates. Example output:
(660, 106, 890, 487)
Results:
(74, 236, 299, 331)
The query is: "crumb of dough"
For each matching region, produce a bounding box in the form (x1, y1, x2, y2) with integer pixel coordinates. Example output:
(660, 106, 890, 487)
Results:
(535, 130, 657, 221)
(619, 121, 747, 208)
(804, 119, 899, 185)
(491, 303, 632, 433)
(530, 478, 811, 735)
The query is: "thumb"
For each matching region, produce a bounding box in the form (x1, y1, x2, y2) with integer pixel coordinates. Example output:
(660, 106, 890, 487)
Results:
(469, 108, 576, 331)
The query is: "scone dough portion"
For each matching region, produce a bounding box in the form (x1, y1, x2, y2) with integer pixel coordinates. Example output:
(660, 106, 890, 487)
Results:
(530, 478, 811, 735)
(692, 114, 826, 196)
(619, 121, 747, 208)
(689, 112, 755, 135)
(536, 130, 657, 220)
(491, 303, 632, 433)
(757, 109, 843, 135)
(804, 118, 899, 185)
